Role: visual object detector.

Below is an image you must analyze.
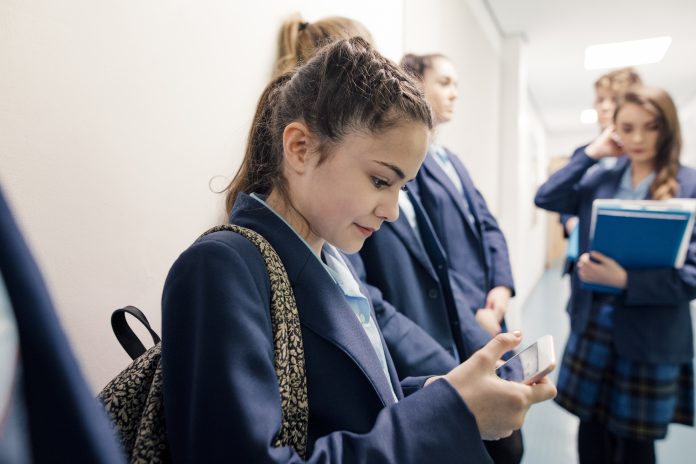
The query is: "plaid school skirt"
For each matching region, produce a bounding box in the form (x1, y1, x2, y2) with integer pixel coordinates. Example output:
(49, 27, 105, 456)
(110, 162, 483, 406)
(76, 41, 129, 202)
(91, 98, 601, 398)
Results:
(555, 303, 694, 440)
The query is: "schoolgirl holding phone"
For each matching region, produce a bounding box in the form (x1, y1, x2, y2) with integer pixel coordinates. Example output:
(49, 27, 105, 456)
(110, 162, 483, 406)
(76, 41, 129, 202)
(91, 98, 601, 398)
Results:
(161, 38, 555, 463)
(535, 86, 695, 464)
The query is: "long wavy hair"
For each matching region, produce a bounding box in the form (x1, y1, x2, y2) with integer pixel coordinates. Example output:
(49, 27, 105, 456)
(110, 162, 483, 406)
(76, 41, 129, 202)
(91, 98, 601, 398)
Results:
(615, 86, 681, 200)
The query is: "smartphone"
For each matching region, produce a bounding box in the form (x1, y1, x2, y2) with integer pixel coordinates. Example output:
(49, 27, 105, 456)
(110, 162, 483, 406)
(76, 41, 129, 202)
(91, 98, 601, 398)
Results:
(495, 334, 556, 385)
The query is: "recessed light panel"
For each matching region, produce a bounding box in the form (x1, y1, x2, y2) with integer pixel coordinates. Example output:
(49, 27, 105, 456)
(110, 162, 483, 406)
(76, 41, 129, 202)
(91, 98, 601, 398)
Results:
(584, 36, 672, 70)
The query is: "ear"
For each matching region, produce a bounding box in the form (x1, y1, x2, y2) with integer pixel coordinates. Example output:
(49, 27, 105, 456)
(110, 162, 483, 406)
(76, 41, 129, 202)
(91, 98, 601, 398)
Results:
(282, 121, 314, 174)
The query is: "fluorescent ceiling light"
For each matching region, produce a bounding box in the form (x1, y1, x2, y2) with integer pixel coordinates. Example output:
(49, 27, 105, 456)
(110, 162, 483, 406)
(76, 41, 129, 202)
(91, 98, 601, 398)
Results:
(584, 36, 672, 70)
(581, 109, 598, 124)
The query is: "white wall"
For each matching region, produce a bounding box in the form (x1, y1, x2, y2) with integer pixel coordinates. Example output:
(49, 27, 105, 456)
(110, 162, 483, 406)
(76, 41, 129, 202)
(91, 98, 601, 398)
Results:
(0, 0, 403, 390)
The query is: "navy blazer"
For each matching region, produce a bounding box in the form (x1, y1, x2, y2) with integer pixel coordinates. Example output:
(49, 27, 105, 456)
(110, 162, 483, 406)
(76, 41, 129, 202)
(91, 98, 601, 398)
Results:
(349, 198, 493, 377)
(535, 149, 696, 363)
(161, 193, 491, 463)
(0, 188, 124, 463)
(414, 148, 515, 314)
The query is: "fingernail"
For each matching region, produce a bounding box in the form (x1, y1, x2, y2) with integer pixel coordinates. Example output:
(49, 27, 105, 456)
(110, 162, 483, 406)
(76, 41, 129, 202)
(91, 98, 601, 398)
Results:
(511, 330, 522, 338)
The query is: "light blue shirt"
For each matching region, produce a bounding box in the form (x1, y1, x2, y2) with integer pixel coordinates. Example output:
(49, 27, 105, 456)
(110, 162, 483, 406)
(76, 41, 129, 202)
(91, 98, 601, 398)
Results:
(431, 145, 464, 194)
(431, 145, 476, 227)
(249, 194, 398, 402)
(615, 165, 655, 200)
(398, 190, 422, 244)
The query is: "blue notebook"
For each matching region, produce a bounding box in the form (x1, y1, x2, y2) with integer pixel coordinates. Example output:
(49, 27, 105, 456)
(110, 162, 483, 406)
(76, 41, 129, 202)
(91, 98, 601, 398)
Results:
(584, 199, 696, 294)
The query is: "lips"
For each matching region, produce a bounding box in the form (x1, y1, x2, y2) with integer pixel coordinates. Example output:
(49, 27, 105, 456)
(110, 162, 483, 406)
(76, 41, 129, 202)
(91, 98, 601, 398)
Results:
(355, 223, 376, 238)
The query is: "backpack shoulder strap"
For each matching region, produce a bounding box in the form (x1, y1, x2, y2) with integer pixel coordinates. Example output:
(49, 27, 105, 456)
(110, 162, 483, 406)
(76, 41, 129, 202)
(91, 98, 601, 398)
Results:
(111, 305, 161, 360)
(199, 224, 309, 458)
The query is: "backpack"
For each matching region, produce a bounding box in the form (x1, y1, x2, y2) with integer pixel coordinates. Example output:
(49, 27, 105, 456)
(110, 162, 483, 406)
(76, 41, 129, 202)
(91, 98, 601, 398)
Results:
(98, 225, 309, 462)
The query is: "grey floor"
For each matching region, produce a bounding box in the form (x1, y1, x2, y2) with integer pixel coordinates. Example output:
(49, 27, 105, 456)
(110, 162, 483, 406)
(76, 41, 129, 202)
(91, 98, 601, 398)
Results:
(519, 266, 695, 464)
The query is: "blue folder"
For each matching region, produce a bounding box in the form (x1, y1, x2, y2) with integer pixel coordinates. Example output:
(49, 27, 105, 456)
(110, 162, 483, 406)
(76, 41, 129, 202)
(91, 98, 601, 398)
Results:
(583, 199, 696, 294)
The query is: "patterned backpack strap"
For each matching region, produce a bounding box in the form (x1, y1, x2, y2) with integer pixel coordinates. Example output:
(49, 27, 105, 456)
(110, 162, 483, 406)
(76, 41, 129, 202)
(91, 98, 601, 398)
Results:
(200, 224, 309, 458)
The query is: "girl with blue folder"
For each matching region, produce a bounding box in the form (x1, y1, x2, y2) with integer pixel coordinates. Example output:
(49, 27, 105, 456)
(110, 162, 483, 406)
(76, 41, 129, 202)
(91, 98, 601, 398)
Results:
(535, 86, 695, 464)
(161, 38, 555, 462)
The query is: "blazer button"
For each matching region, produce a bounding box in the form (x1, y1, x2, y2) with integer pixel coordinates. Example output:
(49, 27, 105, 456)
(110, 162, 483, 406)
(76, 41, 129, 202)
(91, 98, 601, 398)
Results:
(436, 264, 444, 271)
(428, 288, 439, 299)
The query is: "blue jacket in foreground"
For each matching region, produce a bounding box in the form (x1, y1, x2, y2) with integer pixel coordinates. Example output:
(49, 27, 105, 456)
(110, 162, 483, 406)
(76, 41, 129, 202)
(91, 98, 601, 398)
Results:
(0, 188, 124, 463)
(161, 193, 491, 463)
(534, 148, 696, 363)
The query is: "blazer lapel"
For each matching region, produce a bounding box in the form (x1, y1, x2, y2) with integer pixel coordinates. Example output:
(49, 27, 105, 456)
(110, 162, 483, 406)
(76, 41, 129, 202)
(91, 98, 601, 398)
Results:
(292, 257, 398, 406)
(230, 194, 398, 406)
(387, 215, 439, 281)
(448, 154, 484, 241)
(422, 153, 481, 240)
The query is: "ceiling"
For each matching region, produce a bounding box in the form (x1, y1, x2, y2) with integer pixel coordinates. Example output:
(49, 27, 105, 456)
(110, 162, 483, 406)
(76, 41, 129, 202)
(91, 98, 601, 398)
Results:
(486, 0, 696, 135)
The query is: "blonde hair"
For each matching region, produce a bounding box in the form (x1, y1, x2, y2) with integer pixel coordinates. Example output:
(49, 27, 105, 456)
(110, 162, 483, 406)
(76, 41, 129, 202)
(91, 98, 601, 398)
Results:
(274, 14, 374, 77)
(594, 67, 642, 98)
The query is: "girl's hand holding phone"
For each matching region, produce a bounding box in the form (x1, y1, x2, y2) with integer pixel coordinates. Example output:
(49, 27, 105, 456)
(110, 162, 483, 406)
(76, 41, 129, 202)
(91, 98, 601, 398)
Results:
(585, 125, 624, 159)
(433, 331, 557, 440)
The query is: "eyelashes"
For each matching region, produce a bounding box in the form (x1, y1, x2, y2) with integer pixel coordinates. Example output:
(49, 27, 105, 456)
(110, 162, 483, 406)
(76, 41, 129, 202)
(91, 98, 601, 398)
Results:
(371, 176, 408, 191)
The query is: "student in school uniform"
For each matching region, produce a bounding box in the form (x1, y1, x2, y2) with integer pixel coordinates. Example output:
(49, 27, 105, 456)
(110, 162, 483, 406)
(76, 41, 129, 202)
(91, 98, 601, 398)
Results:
(275, 13, 461, 379)
(534, 86, 695, 464)
(161, 38, 555, 463)
(388, 52, 521, 463)
(350, 186, 524, 463)
(559, 68, 643, 275)
(400, 53, 515, 348)
(0, 187, 124, 463)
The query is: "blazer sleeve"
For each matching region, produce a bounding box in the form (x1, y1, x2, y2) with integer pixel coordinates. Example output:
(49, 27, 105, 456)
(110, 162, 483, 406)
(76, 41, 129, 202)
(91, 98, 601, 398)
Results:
(162, 235, 490, 463)
(534, 147, 598, 215)
(345, 252, 459, 378)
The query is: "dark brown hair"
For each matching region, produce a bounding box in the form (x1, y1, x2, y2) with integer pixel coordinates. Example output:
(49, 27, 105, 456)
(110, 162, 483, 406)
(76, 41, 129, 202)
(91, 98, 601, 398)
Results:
(225, 37, 432, 214)
(274, 14, 374, 78)
(615, 86, 681, 200)
(400, 53, 447, 81)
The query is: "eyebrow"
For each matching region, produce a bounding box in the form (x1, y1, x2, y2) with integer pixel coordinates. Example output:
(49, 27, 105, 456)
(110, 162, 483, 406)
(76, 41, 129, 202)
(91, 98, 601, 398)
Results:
(374, 161, 405, 180)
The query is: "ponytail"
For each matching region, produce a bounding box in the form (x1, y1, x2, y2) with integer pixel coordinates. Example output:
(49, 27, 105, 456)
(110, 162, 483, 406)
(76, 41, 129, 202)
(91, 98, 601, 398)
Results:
(225, 73, 292, 214)
(273, 14, 374, 78)
(275, 14, 304, 78)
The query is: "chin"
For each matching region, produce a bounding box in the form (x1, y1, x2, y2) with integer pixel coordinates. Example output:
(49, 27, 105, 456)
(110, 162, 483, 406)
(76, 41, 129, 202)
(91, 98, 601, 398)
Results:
(332, 238, 365, 255)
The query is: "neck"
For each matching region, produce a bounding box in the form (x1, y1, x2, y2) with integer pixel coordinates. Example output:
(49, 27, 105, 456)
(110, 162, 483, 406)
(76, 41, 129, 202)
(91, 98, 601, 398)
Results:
(266, 189, 324, 255)
(630, 160, 654, 188)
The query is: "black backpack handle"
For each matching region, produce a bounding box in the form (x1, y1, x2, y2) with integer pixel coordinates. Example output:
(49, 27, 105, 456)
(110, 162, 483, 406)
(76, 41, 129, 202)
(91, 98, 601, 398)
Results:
(110, 306, 161, 360)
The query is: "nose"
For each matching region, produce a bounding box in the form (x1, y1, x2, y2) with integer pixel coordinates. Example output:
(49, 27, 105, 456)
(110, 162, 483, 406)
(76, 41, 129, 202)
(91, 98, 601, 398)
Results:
(375, 192, 400, 223)
(632, 130, 644, 143)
